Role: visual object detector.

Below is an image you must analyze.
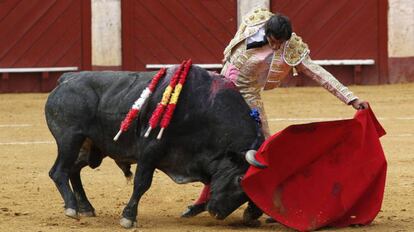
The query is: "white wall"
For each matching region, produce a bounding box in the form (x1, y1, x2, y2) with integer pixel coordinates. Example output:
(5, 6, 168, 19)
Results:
(388, 0, 414, 57)
(91, 0, 122, 66)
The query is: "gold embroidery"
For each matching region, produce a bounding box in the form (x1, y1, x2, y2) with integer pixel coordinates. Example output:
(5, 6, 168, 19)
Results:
(234, 72, 271, 138)
(301, 57, 358, 104)
(267, 49, 291, 86)
(228, 43, 250, 69)
(282, 33, 310, 66)
(223, 8, 273, 61)
(244, 8, 273, 26)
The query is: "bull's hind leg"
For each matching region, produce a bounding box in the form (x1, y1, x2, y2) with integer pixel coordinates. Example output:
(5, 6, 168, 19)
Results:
(70, 171, 95, 216)
(70, 164, 96, 217)
(69, 139, 98, 217)
(49, 132, 85, 219)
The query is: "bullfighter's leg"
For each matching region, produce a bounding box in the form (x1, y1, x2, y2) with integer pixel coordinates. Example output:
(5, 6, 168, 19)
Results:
(49, 132, 85, 219)
(181, 184, 210, 217)
(120, 164, 155, 228)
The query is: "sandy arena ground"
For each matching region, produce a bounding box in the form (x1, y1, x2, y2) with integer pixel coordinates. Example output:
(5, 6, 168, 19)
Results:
(0, 83, 413, 232)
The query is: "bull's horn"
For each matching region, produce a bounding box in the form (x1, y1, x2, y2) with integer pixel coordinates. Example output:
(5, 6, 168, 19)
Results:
(245, 150, 267, 169)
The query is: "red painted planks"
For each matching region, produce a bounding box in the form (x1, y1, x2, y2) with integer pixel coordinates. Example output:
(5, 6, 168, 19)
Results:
(0, 0, 91, 92)
(122, 0, 237, 71)
(10, 1, 79, 67)
(271, 0, 385, 84)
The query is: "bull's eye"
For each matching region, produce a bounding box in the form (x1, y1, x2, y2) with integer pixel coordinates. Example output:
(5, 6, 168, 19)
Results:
(237, 176, 243, 184)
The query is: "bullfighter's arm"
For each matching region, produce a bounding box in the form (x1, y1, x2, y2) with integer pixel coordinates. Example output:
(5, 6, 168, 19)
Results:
(297, 56, 358, 105)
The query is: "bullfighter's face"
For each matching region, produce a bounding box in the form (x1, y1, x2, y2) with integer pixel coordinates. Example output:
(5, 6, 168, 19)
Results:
(267, 35, 284, 50)
(207, 156, 249, 219)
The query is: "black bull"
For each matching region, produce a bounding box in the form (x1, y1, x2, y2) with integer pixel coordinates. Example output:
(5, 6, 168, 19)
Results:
(45, 65, 265, 228)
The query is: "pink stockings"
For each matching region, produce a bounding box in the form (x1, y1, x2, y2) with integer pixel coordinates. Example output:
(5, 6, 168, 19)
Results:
(194, 184, 211, 205)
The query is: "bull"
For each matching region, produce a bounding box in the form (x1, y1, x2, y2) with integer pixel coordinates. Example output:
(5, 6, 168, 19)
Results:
(45, 65, 265, 228)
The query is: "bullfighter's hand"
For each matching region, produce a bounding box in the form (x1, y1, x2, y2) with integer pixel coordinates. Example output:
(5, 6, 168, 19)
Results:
(350, 99, 369, 110)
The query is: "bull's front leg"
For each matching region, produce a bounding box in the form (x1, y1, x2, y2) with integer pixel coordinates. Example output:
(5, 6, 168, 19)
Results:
(120, 164, 155, 228)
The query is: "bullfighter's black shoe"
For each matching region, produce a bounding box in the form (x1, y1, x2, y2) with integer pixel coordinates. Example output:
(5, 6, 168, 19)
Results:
(181, 203, 206, 218)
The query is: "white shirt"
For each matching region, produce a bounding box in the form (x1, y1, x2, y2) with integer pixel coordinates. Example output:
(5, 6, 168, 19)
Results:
(246, 27, 266, 44)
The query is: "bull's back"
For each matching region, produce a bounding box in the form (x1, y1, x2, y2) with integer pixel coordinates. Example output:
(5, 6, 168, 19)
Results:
(45, 71, 153, 139)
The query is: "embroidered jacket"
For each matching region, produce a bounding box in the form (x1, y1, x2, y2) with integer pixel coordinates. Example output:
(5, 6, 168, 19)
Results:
(222, 8, 357, 105)
(221, 8, 358, 137)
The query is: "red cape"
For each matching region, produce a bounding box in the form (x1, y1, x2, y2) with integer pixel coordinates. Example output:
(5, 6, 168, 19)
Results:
(241, 107, 387, 231)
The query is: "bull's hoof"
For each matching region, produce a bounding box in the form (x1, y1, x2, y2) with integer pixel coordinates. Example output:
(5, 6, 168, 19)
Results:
(120, 217, 136, 228)
(64, 208, 78, 219)
(79, 211, 96, 217)
(181, 203, 206, 218)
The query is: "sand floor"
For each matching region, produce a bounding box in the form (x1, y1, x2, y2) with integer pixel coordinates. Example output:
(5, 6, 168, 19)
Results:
(0, 83, 413, 232)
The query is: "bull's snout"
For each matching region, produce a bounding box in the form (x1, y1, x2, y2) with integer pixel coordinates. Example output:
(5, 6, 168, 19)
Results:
(245, 150, 267, 169)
